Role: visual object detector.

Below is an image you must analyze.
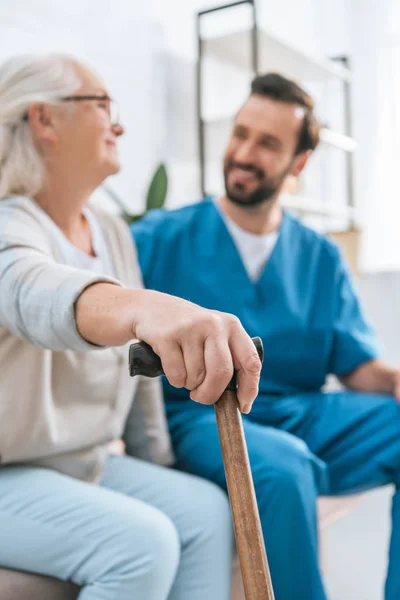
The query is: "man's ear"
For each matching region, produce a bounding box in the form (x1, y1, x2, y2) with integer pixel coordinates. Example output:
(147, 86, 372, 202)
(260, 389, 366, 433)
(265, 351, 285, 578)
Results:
(290, 150, 312, 177)
(27, 103, 58, 143)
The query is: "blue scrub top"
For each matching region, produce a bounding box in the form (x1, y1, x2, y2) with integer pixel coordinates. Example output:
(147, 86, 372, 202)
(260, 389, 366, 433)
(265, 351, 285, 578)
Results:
(131, 198, 379, 400)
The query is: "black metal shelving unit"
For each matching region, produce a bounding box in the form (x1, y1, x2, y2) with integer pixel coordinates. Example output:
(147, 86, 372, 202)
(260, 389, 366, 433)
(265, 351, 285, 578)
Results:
(196, 0, 355, 228)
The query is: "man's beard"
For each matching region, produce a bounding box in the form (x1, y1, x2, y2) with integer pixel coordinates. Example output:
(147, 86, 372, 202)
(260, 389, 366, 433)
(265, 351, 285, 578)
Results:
(223, 160, 293, 207)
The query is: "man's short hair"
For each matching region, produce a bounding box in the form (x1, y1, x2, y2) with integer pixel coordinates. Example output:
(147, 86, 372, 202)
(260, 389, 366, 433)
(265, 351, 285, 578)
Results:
(250, 72, 320, 154)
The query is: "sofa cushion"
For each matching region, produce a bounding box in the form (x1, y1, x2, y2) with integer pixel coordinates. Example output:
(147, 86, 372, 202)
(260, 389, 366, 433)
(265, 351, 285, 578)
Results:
(0, 569, 79, 600)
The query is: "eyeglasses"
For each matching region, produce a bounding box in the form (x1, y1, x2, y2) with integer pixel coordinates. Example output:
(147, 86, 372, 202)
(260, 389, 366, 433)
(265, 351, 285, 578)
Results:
(61, 94, 120, 125)
(22, 94, 120, 125)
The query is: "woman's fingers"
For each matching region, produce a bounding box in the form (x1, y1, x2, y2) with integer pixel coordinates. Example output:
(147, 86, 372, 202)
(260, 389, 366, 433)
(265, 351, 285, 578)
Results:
(180, 337, 207, 392)
(156, 340, 187, 389)
(190, 334, 234, 404)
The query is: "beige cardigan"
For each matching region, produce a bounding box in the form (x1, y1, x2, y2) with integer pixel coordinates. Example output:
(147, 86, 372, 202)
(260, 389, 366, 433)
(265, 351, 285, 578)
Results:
(0, 196, 173, 481)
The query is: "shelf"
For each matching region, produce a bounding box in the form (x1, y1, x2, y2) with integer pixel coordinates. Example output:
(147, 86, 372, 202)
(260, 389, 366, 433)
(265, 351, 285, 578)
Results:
(203, 27, 352, 83)
(203, 115, 356, 154)
(197, 2, 355, 225)
(319, 129, 357, 152)
(280, 193, 356, 220)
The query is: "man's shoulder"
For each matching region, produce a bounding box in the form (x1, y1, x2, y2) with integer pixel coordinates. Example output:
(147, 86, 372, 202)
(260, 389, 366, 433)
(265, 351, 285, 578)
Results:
(131, 199, 214, 281)
(285, 210, 341, 262)
(132, 198, 213, 239)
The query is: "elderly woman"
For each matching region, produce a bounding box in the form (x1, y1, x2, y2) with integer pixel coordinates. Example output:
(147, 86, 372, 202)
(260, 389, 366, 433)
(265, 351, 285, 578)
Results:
(0, 54, 261, 600)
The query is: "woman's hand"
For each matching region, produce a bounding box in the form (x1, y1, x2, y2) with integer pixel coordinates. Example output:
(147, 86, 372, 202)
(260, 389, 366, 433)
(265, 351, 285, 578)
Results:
(75, 284, 261, 413)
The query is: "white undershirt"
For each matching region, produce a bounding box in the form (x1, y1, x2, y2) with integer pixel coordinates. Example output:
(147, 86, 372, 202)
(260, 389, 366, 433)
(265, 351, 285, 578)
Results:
(33, 202, 115, 278)
(216, 201, 279, 283)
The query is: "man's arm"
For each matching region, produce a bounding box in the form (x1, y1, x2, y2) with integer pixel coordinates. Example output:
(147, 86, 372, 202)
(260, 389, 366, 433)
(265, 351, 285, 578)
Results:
(327, 243, 381, 378)
(339, 359, 400, 400)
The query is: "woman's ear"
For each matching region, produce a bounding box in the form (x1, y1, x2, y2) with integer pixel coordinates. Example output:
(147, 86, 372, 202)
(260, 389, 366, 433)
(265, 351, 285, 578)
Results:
(27, 103, 58, 143)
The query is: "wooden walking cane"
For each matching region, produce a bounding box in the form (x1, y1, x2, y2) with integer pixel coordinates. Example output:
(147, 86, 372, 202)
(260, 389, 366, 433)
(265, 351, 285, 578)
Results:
(129, 337, 275, 600)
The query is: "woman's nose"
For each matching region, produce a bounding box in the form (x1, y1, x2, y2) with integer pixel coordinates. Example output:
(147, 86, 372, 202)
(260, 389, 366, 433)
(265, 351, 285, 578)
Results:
(112, 123, 125, 137)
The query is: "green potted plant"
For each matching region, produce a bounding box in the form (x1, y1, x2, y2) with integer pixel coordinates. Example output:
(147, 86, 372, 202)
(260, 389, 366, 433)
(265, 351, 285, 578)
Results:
(103, 162, 168, 224)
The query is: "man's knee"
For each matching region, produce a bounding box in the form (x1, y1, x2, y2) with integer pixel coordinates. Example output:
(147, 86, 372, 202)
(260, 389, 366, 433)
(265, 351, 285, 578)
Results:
(248, 429, 321, 501)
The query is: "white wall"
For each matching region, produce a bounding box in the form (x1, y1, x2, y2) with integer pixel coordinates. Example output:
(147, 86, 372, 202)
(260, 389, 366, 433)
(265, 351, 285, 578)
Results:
(349, 0, 400, 272)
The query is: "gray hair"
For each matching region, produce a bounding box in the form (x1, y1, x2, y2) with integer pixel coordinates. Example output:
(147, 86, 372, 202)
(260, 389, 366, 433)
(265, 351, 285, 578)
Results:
(0, 54, 81, 200)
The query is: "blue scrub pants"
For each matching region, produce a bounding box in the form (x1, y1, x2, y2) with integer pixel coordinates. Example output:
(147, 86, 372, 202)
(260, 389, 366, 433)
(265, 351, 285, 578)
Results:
(0, 454, 233, 600)
(167, 391, 400, 600)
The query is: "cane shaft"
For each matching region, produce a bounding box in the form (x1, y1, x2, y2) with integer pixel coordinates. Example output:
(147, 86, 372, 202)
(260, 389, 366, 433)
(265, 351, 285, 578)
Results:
(214, 390, 275, 600)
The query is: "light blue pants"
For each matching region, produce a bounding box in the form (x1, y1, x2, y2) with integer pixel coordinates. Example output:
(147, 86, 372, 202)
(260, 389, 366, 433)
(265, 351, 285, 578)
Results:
(167, 390, 400, 600)
(0, 454, 233, 599)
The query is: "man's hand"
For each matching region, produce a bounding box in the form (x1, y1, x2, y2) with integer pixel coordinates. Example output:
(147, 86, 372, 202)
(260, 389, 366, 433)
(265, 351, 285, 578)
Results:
(340, 359, 400, 400)
(75, 284, 261, 413)
(392, 371, 400, 402)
